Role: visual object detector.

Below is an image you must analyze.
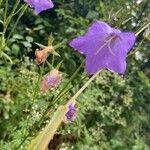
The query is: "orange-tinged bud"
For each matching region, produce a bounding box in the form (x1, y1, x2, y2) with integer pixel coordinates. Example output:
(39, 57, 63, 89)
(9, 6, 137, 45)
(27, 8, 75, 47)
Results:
(35, 46, 54, 64)
(35, 49, 46, 64)
(40, 69, 62, 93)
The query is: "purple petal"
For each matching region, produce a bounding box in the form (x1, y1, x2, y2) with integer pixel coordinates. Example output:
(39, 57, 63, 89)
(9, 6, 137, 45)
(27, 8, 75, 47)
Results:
(106, 33, 136, 74)
(106, 38, 128, 74)
(112, 28, 122, 35)
(25, 0, 54, 14)
(120, 32, 136, 53)
(69, 20, 112, 55)
(85, 48, 111, 74)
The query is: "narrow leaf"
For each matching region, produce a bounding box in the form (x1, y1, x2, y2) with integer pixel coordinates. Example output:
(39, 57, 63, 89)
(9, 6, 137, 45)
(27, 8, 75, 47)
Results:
(34, 42, 46, 48)
(27, 106, 67, 150)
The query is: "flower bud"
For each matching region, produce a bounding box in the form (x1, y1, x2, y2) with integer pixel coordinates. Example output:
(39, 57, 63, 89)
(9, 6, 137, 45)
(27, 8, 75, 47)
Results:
(35, 46, 54, 64)
(65, 103, 77, 122)
(40, 69, 62, 93)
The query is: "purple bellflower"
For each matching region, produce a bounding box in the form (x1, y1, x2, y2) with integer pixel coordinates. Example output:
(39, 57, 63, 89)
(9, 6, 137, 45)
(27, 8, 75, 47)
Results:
(69, 21, 136, 75)
(65, 104, 77, 122)
(24, 0, 54, 14)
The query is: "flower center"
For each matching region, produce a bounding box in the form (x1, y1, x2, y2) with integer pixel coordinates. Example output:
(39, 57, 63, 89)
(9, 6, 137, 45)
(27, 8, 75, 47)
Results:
(95, 33, 120, 56)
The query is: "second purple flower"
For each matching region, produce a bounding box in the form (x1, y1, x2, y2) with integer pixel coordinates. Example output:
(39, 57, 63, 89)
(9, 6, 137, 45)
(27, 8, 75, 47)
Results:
(24, 0, 54, 14)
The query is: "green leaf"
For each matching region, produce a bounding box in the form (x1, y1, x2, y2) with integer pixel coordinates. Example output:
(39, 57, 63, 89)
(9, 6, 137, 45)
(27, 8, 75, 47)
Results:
(26, 36, 34, 43)
(0, 19, 3, 25)
(34, 42, 46, 48)
(12, 34, 24, 40)
(1, 52, 13, 64)
(52, 51, 60, 57)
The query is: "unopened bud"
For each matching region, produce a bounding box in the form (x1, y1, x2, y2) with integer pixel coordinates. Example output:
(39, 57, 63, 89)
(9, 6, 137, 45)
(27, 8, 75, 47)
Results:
(65, 103, 77, 122)
(40, 69, 62, 93)
(35, 46, 54, 64)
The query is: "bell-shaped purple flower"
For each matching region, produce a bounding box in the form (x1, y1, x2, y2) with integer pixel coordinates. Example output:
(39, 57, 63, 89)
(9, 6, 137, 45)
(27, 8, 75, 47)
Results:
(69, 20, 136, 75)
(65, 104, 77, 122)
(24, 0, 54, 14)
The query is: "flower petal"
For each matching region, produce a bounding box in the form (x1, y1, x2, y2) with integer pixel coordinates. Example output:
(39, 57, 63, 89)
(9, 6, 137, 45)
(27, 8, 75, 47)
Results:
(107, 57, 127, 74)
(85, 46, 112, 74)
(120, 32, 136, 53)
(106, 33, 136, 74)
(25, 0, 54, 14)
(106, 38, 128, 74)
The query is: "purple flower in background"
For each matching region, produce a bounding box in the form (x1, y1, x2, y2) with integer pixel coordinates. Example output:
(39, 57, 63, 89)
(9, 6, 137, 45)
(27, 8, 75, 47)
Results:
(24, 0, 54, 14)
(69, 20, 136, 75)
(65, 104, 77, 122)
(40, 69, 62, 93)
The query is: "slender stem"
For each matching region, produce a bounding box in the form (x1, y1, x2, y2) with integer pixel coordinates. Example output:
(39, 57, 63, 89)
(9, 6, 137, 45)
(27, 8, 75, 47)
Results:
(1, 51, 13, 63)
(3, 0, 21, 36)
(4, 0, 8, 23)
(0, 0, 2, 8)
(6, 4, 28, 42)
(52, 54, 55, 66)
(13, 4, 26, 16)
(68, 70, 101, 103)
(53, 61, 84, 103)
(134, 0, 149, 29)
(135, 22, 150, 36)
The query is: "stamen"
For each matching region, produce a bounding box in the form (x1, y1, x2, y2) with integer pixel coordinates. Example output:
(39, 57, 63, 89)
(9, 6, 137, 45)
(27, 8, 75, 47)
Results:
(95, 41, 108, 55)
(95, 35, 117, 56)
(108, 42, 115, 56)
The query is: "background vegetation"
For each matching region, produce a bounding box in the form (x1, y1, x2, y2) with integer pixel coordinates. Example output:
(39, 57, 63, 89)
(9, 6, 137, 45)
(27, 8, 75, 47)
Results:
(0, 0, 150, 149)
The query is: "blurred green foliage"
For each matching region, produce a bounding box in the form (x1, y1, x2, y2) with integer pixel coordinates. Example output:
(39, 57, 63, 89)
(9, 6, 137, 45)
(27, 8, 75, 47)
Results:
(0, 0, 150, 149)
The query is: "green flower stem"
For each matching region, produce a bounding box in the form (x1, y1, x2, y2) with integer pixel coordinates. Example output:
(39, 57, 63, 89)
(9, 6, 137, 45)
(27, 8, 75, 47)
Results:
(0, 0, 2, 8)
(13, 3, 27, 16)
(6, 4, 28, 42)
(53, 61, 85, 103)
(3, 0, 21, 37)
(27, 105, 67, 150)
(52, 77, 84, 106)
(1, 51, 13, 63)
(135, 22, 150, 36)
(4, 0, 8, 23)
(25, 63, 45, 134)
(68, 70, 101, 104)
(51, 54, 55, 66)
